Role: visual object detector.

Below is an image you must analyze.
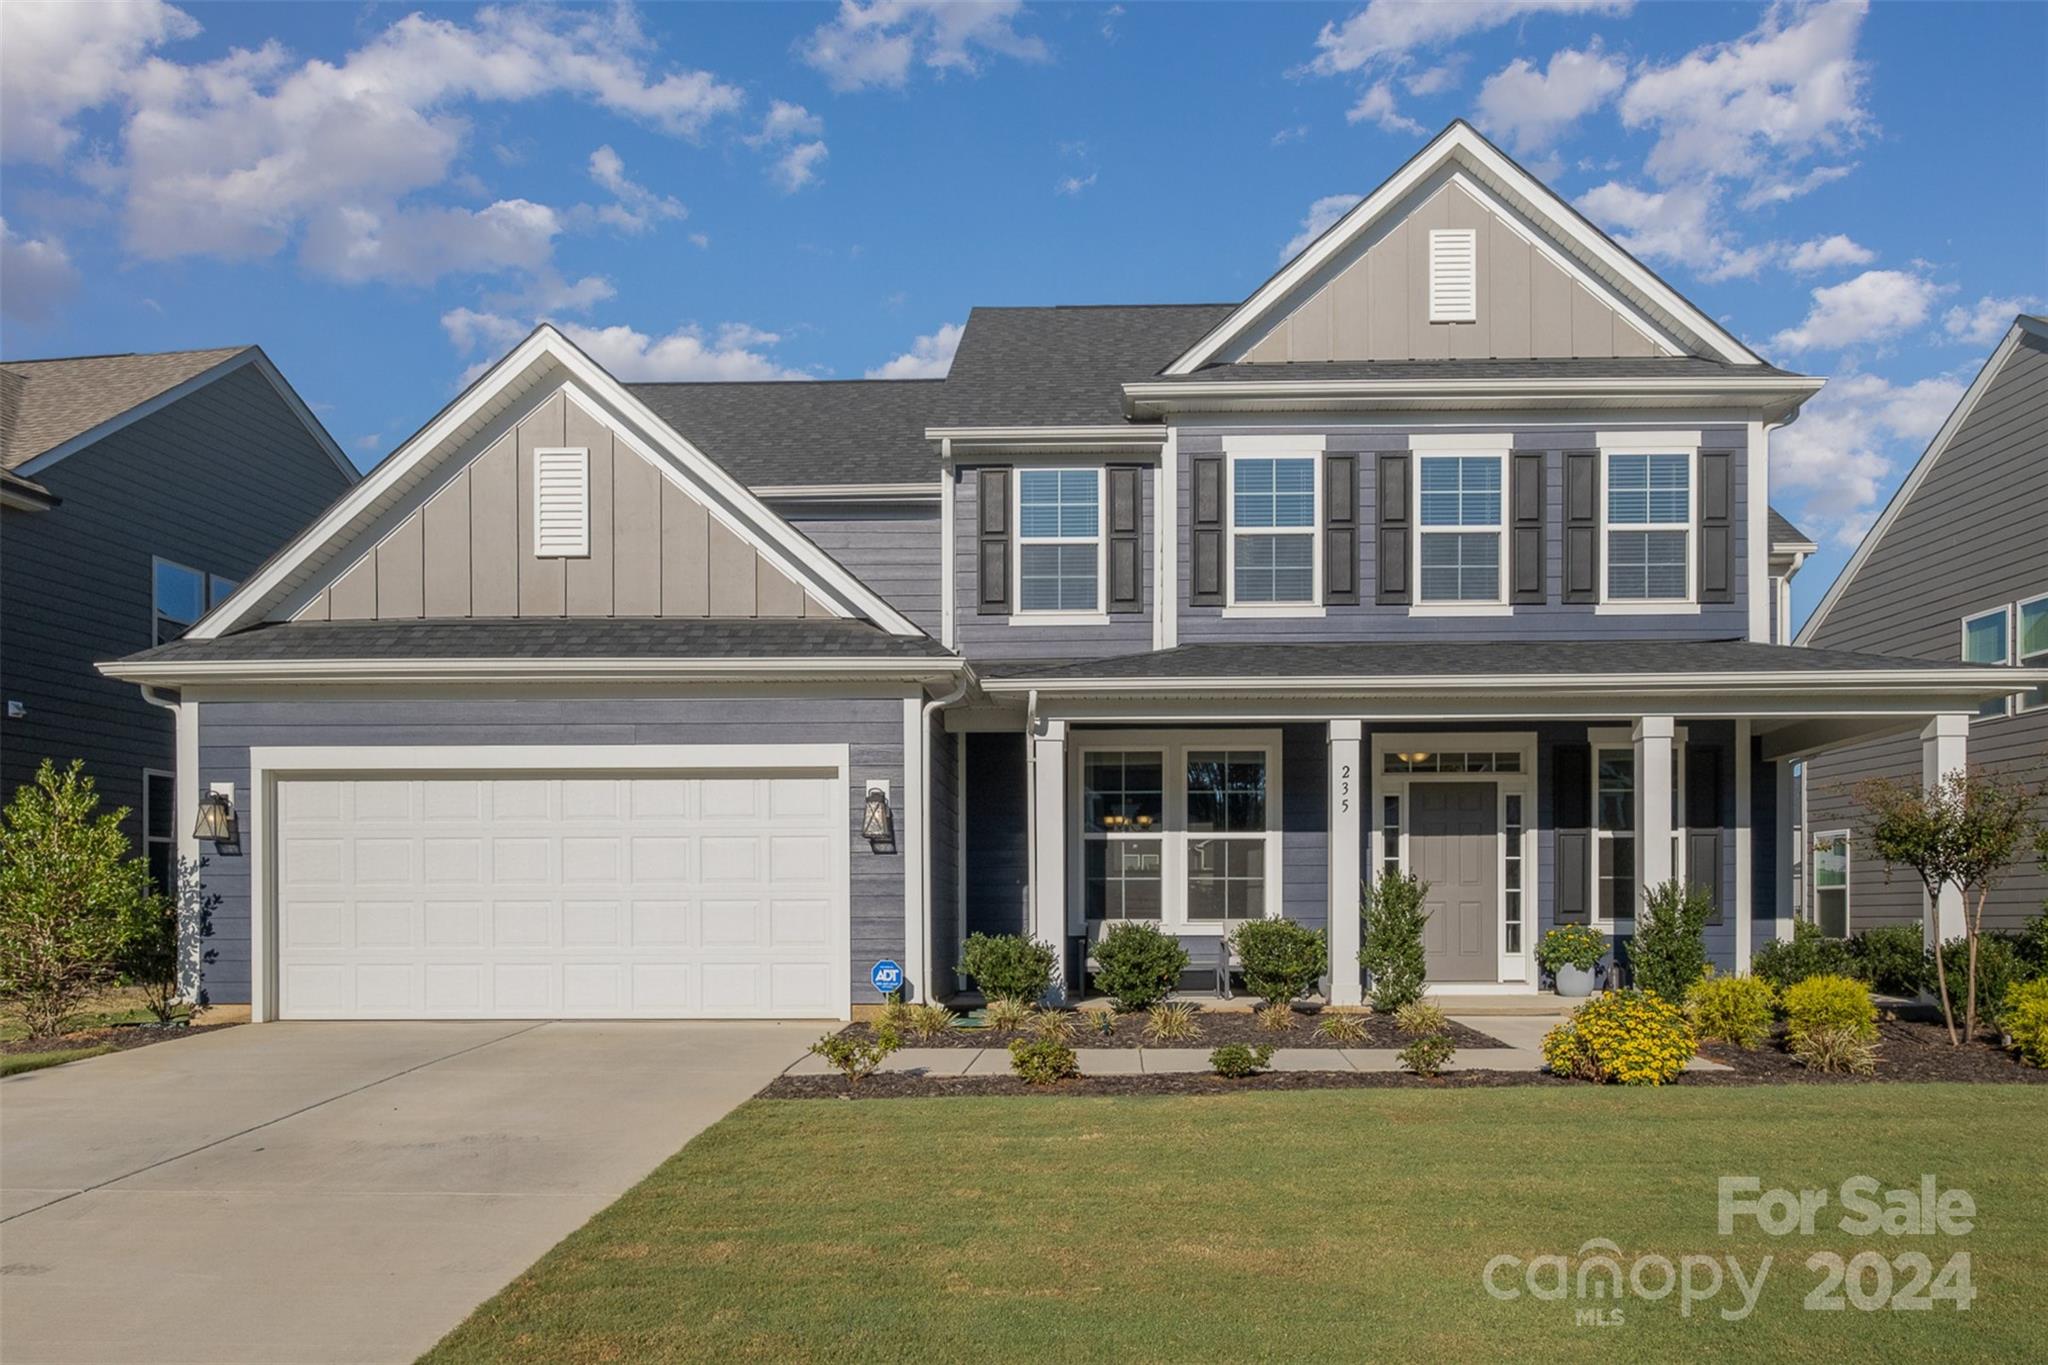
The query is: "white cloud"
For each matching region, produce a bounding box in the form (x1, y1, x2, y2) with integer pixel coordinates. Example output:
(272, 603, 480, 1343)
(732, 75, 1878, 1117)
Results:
(865, 321, 964, 379)
(1281, 193, 1364, 262)
(0, 216, 81, 322)
(298, 198, 561, 285)
(1784, 234, 1873, 273)
(0, 0, 198, 164)
(1101, 5, 1125, 42)
(1575, 180, 1770, 282)
(1618, 0, 1872, 186)
(441, 305, 528, 355)
(1739, 161, 1855, 209)
(1770, 269, 1943, 353)
(561, 320, 811, 382)
(771, 141, 830, 193)
(1403, 60, 1464, 96)
(1474, 44, 1625, 155)
(800, 0, 1047, 93)
(747, 101, 829, 193)
(586, 145, 685, 234)
(1773, 369, 1964, 546)
(1345, 82, 1423, 134)
(1943, 294, 2044, 348)
(1056, 172, 1097, 196)
(757, 99, 825, 142)
(1271, 124, 1311, 146)
(1307, 1, 1630, 76)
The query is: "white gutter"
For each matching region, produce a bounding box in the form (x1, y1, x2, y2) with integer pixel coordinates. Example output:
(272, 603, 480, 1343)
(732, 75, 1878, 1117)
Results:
(1120, 374, 1823, 419)
(100, 656, 969, 687)
(756, 482, 940, 503)
(927, 425, 1168, 454)
(980, 667, 2045, 700)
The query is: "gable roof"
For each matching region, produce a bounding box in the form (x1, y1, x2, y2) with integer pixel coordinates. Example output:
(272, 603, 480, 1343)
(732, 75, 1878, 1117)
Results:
(1769, 508, 1817, 553)
(628, 376, 945, 489)
(1796, 315, 2048, 645)
(193, 325, 925, 641)
(1164, 121, 1766, 376)
(0, 345, 354, 482)
(932, 303, 1232, 428)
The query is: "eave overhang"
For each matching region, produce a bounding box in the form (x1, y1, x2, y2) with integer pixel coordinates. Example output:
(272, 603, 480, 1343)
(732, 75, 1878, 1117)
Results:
(926, 425, 1168, 457)
(1120, 374, 1825, 422)
(97, 655, 969, 689)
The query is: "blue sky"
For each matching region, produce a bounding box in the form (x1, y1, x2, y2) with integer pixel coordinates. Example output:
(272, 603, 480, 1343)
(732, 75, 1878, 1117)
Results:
(2, 1, 2042, 627)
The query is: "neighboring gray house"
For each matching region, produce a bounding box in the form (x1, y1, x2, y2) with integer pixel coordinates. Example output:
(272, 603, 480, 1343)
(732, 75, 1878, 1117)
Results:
(101, 123, 2036, 1021)
(2, 346, 355, 888)
(1799, 315, 2048, 939)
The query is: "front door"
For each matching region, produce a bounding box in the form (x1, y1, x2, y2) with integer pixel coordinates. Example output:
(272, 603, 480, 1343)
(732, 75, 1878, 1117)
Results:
(1410, 781, 1499, 983)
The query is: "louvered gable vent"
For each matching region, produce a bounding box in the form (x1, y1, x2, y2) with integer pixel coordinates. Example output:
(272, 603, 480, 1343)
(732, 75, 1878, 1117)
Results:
(1428, 228, 1477, 322)
(533, 446, 590, 558)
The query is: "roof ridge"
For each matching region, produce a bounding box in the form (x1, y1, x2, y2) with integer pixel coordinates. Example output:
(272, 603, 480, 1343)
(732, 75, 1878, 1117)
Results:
(0, 344, 250, 367)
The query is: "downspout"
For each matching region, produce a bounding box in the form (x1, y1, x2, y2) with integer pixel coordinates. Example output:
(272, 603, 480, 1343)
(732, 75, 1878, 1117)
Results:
(918, 669, 972, 1001)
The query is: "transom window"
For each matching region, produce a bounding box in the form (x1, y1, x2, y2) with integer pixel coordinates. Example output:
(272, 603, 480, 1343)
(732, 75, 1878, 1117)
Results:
(1016, 468, 1101, 613)
(1417, 454, 1503, 603)
(1383, 750, 1522, 774)
(1605, 452, 1692, 601)
(1591, 744, 1686, 925)
(1230, 456, 1316, 604)
(1075, 734, 1281, 932)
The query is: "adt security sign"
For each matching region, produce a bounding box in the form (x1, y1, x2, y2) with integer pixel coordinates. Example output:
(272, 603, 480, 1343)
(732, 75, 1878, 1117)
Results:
(871, 959, 904, 996)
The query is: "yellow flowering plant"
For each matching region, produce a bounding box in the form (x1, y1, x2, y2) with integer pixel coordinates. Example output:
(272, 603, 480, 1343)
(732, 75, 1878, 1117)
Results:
(1541, 989, 1697, 1086)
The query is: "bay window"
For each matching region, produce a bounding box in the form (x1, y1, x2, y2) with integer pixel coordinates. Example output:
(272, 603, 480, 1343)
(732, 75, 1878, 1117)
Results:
(1016, 468, 1101, 613)
(1417, 453, 1503, 603)
(1230, 456, 1316, 604)
(1605, 452, 1692, 601)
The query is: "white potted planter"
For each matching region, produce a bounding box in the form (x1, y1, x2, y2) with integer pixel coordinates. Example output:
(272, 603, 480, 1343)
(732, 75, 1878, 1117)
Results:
(1555, 963, 1600, 998)
(1538, 926, 1607, 999)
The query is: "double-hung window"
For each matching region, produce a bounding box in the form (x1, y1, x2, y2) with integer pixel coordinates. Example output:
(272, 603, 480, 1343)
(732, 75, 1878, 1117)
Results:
(1590, 743, 1685, 925)
(1016, 469, 1102, 614)
(143, 769, 175, 895)
(1082, 752, 1164, 922)
(1962, 606, 2011, 719)
(1811, 831, 1850, 938)
(1417, 453, 1503, 603)
(1230, 456, 1316, 604)
(1605, 452, 1692, 601)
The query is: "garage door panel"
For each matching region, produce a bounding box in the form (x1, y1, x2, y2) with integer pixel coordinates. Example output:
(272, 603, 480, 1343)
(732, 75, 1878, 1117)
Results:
(278, 773, 845, 1019)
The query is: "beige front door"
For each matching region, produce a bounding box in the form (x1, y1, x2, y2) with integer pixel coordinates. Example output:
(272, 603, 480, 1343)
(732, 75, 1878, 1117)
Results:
(1410, 781, 1499, 983)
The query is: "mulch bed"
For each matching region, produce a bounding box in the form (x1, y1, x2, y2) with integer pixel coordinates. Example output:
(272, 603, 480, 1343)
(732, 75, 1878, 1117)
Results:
(1696, 1018, 2048, 1085)
(838, 1010, 1508, 1051)
(1, 1019, 239, 1062)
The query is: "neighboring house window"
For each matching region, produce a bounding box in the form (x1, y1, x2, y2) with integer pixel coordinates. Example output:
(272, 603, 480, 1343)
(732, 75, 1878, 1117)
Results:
(1230, 456, 1316, 604)
(1962, 606, 2011, 719)
(1076, 734, 1281, 932)
(153, 558, 206, 644)
(1016, 468, 1102, 613)
(1590, 744, 1685, 925)
(1811, 831, 1850, 938)
(1427, 228, 1477, 322)
(1417, 453, 1503, 603)
(209, 574, 239, 607)
(143, 769, 175, 895)
(1605, 452, 1692, 601)
(2019, 594, 2048, 713)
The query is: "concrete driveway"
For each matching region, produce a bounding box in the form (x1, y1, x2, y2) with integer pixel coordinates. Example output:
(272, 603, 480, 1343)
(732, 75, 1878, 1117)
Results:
(1, 1020, 811, 1364)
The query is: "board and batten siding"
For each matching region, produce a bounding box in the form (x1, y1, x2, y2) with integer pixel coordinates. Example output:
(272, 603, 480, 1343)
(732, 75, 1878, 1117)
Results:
(782, 502, 943, 638)
(295, 389, 828, 623)
(0, 362, 353, 846)
(1175, 424, 1751, 643)
(1804, 328, 2048, 933)
(1235, 175, 1667, 364)
(189, 694, 907, 1006)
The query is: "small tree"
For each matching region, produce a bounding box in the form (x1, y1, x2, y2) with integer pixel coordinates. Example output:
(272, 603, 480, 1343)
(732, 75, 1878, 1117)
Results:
(1360, 870, 1430, 1011)
(0, 760, 154, 1037)
(1630, 879, 1713, 1001)
(1856, 769, 2039, 1044)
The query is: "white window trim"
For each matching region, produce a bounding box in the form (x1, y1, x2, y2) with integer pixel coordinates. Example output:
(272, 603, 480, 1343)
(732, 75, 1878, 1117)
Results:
(1225, 449, 1322, 610)
(1589, 738, 1688, 929)
(2016, 591, 2048, 714)
(152, 555, 207, 646)
(1598, 444, 1697, 606)
(531, 446, 591, 559)
(1961, 604, 2014, 719)
(1369, 731, 1539, 987)
(1068, 729, 1284, 937)
(1427, 227, 1478, 323)
(1413, 448, 1507, 607)
(1014, 465, 1107, 618)
(1811, 828, 1852, 936)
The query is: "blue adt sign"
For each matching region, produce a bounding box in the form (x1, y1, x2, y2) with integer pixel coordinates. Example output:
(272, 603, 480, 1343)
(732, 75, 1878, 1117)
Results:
(871, 959, 904, 995)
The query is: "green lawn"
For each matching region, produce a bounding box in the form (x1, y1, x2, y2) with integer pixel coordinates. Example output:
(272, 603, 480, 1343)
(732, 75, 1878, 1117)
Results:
(0, 1043, 118, 1077)
(427, 1085, 2047, 1363)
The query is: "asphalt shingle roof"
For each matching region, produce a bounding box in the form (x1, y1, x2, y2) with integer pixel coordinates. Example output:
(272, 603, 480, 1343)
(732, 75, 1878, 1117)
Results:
(627, 377, 947, 488)
(1769, 508, 1817, 549)
(930, 303, 1235, 427)
(0, 346, 250, 469)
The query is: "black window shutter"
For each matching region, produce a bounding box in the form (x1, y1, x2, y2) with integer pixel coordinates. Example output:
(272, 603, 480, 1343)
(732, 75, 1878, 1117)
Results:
(1687, 745, 1725, 925)
(1511, 449, 1546, 605)
(976, 467, 1011, 615)
(1698, 450, 1735, 604)
(1106, 465, 1142, 613)
(1190, 454, 1225, 607)
(1563, 450, 1600, 604)
(1554, 744, 1591, 925)
(1324, 453, 1359, 606)
(1376, 451, 1410, 605)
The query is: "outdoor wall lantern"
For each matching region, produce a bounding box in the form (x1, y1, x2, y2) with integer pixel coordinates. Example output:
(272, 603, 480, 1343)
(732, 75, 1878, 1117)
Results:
(193, 786, 237, 844)
(862, 781, 894, 846)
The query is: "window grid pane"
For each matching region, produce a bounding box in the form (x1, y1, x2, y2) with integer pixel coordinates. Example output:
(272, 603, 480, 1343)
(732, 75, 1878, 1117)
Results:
(1019, 543, 1097, 612)
(1234, 533, 1314, 603)
(1018, 469, 1099, 539)
(1607, 529, 1688, 600)
(1419, 456, 1502, 527)
(1419, 531, 1499, 602)
(1085, 838, 1164, 921)
(1608, 453, 1690, 525)
(1233, 457, 1315, 529)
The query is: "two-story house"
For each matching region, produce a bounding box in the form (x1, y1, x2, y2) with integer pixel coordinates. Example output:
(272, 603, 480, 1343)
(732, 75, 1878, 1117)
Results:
(3, 346, 356, 887)
(102, 123, 2035, 1021)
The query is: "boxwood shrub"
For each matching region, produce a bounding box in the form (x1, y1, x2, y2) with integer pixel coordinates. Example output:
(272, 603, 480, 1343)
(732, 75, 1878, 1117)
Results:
(961, 932, 1058, 1003)
(1091, 922, 1189, 1011)
(1231, 919, 1328, 1007)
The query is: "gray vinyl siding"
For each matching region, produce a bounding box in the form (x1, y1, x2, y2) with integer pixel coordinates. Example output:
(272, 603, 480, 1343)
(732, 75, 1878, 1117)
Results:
(951, 462, 1155, 662)
(783, 503, 943, 638)
(1177, 424, 1751, 642)
(1804, 329, 2048, 934)
(0, 363, 351, 848)
(189, 694, 907, 1006)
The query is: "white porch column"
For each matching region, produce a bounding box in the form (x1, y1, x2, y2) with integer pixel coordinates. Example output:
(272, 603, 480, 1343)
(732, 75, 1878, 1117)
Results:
(1921, 713, 1969, 943)
(1633, 716, 1676, 911)
(1029, 717, 1070, 1002)
(1774, 759, 1797, 942)
(1734, 718, 1753, 974)
(1327, 720, 1364, 1006)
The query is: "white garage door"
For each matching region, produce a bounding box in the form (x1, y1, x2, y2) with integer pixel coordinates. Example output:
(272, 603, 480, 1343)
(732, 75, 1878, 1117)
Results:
(274, 774, 847, 1019)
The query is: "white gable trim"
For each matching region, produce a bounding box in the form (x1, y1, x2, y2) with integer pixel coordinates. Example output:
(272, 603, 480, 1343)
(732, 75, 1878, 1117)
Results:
(197, 327, 922, 640)
(1165, 121, 1764, 375)
(1796, 316, 2045, 646)
(14, 348, 357, 485)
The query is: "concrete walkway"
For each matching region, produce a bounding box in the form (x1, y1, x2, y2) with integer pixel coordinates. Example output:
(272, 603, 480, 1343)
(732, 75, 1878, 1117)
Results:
(1, 1020, 811, 1365)
(784, 1015, 1731, 1077)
